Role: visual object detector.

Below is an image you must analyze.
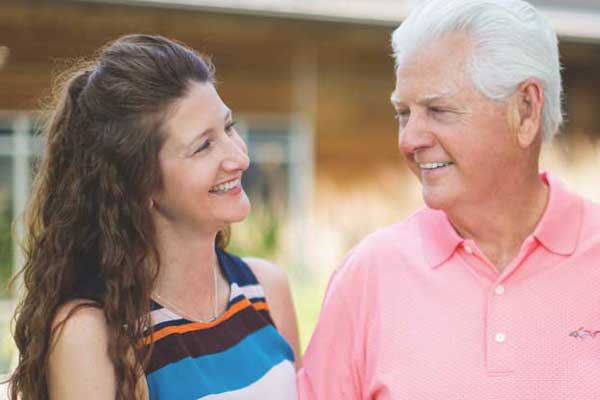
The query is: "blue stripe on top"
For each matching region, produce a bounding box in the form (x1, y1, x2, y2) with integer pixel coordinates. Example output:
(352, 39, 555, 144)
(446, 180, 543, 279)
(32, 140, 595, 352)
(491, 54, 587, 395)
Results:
(144, 249, 296, 400)
(146, 325, 295, 399)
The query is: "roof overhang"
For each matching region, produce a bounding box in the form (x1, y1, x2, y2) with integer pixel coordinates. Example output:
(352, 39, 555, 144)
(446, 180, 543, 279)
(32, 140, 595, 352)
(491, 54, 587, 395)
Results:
(77, 0, 600, 43)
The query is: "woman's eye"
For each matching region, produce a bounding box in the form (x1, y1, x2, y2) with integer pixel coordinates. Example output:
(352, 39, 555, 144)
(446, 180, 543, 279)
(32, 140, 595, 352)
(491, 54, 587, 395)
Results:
(194, 141, 211, 154)
(225, 120, 237, 133)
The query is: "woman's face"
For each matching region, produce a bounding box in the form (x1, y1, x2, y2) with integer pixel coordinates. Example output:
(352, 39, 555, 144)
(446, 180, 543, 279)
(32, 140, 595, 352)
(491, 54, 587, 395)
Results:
(152, 81, 251, 234)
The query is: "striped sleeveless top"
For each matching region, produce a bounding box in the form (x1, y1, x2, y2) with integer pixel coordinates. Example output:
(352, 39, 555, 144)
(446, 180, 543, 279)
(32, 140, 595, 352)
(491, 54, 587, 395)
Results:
(142, 249, 297, 399)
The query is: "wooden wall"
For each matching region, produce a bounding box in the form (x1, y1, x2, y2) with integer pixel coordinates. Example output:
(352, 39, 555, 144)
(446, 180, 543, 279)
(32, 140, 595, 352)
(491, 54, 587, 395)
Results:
(2, 0, 600, 189)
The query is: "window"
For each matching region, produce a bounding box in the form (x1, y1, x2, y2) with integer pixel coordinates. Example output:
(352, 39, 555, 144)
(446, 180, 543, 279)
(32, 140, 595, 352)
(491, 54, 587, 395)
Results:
(0, 113, 40, 376)
(230, 114, 313, 264)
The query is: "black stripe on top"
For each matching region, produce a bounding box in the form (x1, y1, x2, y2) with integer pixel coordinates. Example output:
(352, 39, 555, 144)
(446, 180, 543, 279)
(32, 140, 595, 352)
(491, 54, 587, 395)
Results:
(217, 249, 259, 287)
(145, 306, 273, 374)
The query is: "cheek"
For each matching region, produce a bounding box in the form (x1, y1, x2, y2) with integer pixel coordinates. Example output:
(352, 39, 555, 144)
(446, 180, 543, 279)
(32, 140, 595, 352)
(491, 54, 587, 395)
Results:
(473, 102, 512, 137)
(161, 164, 210, 197)
(161, 163, 185, 190)
(234, 134, 248, 154)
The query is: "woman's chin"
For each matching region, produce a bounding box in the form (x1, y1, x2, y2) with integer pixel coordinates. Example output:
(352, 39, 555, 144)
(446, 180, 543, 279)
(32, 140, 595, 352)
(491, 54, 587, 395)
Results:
(224, 203, 252, 225)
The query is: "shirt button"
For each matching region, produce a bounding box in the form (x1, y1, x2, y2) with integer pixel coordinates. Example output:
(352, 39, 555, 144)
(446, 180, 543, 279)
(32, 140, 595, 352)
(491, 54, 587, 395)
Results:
(495, 333, 507, 343)
(464, 244, 473, 254)
(495, 285, 505, 295)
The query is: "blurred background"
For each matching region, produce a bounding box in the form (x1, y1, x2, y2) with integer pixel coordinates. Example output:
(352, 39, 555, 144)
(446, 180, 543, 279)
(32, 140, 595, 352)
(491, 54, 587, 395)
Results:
(1, 0, 600, 389)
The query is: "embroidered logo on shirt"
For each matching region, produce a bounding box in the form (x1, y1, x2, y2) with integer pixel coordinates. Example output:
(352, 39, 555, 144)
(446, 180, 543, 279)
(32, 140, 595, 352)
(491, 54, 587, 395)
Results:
(569, 327, 600, 339)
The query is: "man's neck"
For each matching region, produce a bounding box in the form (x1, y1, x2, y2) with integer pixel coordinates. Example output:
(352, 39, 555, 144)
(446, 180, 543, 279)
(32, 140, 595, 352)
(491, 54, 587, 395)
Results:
(446, 175, 549, 272)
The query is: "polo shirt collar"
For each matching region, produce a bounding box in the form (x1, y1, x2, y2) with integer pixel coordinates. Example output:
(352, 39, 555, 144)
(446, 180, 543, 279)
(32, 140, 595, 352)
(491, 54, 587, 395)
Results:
(419, 172, 583, 269)
(533, 172, 583, 256)
(419, 208, 464, 269)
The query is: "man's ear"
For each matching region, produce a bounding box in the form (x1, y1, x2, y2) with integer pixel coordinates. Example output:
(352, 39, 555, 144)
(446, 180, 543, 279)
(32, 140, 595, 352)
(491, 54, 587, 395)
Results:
(512, 78, 544, 149)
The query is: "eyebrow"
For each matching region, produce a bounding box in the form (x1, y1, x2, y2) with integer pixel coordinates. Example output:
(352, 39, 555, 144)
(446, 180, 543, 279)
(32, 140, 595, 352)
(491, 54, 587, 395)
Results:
(390, 91, 457, 107)
(186, 109, 232, 148)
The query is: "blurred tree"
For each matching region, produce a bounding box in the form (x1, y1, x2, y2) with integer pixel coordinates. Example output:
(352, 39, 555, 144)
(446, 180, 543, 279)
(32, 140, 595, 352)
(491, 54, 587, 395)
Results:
(0, 191, 13, 298)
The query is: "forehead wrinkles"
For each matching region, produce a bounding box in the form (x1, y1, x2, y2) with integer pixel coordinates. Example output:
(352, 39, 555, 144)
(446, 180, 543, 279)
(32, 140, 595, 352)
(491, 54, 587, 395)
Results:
(394, 32, 473, 102)
(394, 69, 465, 105)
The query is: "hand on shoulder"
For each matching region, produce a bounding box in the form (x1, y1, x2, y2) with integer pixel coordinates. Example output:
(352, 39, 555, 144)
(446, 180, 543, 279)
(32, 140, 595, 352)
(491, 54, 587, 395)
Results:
(243, 257, 302, 368)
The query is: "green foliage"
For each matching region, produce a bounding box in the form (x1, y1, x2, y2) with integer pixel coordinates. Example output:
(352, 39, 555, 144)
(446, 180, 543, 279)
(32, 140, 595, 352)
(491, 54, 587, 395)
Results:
(0, 192, 13, 299)
(289, 274, 327, 353)
(0, 321, 14, 375)
(228, 205, 325, 353)
(228, 204, 281, 261)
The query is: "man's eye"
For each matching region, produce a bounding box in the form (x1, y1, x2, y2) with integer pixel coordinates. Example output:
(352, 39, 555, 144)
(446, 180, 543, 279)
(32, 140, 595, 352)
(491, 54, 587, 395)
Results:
(395, 110, 410, 125)
(225, 120, 237, 133)
(394, 110, 409, 119)
(430, 107, 448, 114)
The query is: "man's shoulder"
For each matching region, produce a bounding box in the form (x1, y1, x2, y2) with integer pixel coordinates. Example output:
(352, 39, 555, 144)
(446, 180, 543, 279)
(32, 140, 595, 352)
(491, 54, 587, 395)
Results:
(582, 195, 600, 221)
(360, 207, 425, 247)
(334, 207, 429, 275)
(551, 176, 600, 226)
(579, 195, 600, 238)
(546, 178, 600, 247)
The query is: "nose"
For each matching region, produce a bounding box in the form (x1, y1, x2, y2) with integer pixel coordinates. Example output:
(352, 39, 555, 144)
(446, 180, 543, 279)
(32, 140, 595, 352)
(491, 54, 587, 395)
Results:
(398, 110, 435, 156)
(221, 133, 250, 172)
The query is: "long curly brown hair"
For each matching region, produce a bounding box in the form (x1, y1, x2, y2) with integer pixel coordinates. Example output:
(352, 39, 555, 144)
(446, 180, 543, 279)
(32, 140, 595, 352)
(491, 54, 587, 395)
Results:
(8, 34, 226, 399)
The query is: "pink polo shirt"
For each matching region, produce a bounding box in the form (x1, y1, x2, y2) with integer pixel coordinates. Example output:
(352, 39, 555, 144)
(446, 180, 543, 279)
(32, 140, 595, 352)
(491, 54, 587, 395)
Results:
(298, 173, 600, 399)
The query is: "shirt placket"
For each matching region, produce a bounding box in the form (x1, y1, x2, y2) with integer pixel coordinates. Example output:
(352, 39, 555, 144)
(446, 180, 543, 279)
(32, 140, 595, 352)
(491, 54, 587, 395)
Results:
(460, 238, 538, 376)
(485, 280, 515, 374)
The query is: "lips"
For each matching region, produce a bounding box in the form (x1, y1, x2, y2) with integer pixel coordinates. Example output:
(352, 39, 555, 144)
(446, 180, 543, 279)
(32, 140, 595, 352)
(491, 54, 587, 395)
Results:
(419, 161, 454, 170)
(209, 178, 240, 193)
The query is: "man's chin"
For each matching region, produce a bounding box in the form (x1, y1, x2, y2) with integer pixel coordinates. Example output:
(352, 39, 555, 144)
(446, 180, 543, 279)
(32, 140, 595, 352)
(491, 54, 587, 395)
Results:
(422, 188, 454, 211)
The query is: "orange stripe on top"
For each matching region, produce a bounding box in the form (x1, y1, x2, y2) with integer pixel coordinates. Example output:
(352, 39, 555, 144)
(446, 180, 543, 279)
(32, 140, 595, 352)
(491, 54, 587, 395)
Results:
(142, 299, 269, 345)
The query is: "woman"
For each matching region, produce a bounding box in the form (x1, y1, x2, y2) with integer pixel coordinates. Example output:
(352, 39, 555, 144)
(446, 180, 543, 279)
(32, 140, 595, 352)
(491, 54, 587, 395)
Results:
(8, 34, 300, 400)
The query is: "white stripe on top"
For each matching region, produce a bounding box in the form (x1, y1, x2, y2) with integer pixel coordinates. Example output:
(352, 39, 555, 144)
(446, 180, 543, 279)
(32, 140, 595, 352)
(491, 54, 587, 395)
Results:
(150, 306, 183, 326)
(229, 283, 265, 302)
(150, 283, 266, 326)
(198, 360, 297, 400)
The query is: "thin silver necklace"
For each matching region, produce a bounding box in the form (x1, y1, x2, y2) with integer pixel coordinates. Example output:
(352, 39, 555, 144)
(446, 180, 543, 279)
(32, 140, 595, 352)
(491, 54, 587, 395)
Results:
(153, 261, 219, 323)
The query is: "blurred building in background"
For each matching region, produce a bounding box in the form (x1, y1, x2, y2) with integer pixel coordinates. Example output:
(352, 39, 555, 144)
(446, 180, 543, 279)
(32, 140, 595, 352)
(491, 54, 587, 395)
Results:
(1, 0, 600, 380)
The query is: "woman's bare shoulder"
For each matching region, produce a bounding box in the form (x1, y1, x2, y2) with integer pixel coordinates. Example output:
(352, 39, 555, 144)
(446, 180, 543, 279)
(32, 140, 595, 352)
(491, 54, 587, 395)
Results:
(242, 257, 302, 368)
(242, 257, 288, 291)
(48, 299, 117, 399)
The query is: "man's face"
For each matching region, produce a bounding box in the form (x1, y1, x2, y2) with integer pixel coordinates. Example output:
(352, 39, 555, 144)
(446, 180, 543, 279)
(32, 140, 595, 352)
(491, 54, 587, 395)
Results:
(391, 32, 519, 212)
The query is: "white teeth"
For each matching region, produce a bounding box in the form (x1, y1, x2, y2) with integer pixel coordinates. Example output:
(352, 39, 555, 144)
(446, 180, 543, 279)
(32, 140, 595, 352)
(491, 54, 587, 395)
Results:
(420, 162, 452, 170)
(210, 179, 239, 193)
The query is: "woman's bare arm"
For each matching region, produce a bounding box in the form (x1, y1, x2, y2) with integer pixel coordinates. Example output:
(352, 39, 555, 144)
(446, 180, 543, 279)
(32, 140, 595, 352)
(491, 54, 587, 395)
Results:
(48, 301, 117, 399)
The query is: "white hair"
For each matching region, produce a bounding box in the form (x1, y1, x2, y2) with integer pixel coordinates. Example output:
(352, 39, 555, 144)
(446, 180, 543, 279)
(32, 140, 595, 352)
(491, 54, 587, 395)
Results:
(391, 0, 563, 141)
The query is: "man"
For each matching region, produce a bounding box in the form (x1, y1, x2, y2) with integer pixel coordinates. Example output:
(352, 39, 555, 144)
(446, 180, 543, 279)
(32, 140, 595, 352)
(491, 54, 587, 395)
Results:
(298, 0, 600, 399)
